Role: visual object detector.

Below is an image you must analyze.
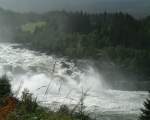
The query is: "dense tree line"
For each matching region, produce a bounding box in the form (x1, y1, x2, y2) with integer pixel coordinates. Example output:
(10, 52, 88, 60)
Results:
(14, 11, 150, 51)
(0, 8, 149, 85)
(12, 11, 150, 83)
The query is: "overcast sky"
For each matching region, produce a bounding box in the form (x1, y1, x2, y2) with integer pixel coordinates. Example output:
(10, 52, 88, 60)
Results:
(0, 0, 149, 17)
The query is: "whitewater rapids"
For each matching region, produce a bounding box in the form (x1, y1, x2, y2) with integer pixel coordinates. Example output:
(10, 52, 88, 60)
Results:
(0, 43, 148, 120)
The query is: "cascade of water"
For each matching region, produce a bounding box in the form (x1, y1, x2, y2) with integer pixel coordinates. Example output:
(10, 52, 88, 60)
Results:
(0, 43, 148, 119)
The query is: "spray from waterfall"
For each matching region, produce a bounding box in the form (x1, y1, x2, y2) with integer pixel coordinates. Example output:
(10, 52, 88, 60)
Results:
(0, 43, 147, 114)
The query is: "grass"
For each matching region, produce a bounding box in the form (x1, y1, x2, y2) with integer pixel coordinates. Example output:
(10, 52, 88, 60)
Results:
(0, 76, 92, 120)
(7, 89, 92, 120)
(7, 90, 72, 120)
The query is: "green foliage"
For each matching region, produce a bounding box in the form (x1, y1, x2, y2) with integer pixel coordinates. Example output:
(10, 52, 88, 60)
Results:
(0, 9, 148, 85)
(20, 89, 38, 113)
(21, 21, 47, 34)
(98, 47, 150, 75)
(58, 105, 70, 115)
(0, 75, 11, 97)
(139, 91, 150, 120)
(7, 90, 92, 120)
(0, 75, 11, 105)
(7, 90, 71, 120)
(13, 11, 150, 83)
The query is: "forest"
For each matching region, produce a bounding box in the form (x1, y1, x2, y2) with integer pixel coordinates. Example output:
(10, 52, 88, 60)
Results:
(0, 8, 149, 86)
(7, 10, 149, 87)
(0, 7, 150, 120)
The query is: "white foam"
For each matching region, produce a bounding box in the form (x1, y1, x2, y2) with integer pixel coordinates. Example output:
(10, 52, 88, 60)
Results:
(0, 43, 148, 115)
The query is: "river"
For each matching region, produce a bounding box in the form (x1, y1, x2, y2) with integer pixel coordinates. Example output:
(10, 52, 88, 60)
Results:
(0, 42, 148, 120)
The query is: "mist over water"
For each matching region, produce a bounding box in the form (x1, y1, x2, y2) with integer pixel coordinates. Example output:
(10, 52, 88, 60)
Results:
(0, 42, 148, 119)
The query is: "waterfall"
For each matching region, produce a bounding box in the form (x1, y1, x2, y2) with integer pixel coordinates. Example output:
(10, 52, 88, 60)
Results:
(0, 42, 148, 119)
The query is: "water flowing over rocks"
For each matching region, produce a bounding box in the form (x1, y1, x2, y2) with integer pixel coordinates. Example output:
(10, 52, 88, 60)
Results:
(0, 43, 148, 120)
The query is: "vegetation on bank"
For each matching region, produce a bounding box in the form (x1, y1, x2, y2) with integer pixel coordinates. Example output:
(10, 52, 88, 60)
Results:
(0, 76, 92, 120)
(21, 21, 47, 34)
(0, 76, 150, 120)
(0, 75, 12, 105)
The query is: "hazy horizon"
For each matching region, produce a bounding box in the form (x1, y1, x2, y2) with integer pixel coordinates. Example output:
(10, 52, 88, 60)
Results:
(0, 0, 150, 17)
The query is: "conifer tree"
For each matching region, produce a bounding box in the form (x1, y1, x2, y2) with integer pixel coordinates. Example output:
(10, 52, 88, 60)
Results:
(0, 75, 11, 105)
(139, 91, 150, 120)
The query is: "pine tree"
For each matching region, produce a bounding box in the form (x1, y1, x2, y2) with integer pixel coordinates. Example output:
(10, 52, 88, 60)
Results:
(139, 91, 150, 120)
(0, 75, 12, 105)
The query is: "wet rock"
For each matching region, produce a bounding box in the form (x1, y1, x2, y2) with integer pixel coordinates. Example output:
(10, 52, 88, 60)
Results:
(61, 62, 70, 69)
(65, 70, 73, 76)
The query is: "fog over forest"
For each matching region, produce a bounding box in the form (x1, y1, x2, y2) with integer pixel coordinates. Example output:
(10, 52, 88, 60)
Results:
(0, 0, 150, 120)
(0, 0, 150, 17)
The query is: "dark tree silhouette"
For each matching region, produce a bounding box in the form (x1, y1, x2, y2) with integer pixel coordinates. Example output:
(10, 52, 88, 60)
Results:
(139, 91, 150, 120)
(0, 75, 11, 105)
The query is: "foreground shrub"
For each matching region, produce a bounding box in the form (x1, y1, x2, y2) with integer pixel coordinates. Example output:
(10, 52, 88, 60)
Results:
(7, 90, 93, 120)
(7, 90, 73, 120)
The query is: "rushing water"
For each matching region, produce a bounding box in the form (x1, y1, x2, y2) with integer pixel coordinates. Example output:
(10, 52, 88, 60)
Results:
(0, 43, 148, 120)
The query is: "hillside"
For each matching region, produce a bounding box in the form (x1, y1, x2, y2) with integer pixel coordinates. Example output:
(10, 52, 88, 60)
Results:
(0, 9, 149, 89)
